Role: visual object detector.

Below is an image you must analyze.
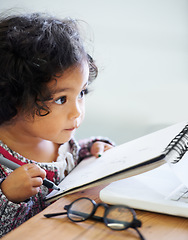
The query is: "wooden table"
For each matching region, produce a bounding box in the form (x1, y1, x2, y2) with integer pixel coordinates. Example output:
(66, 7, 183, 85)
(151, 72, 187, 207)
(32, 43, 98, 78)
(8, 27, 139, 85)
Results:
(2, 185, 188, 240)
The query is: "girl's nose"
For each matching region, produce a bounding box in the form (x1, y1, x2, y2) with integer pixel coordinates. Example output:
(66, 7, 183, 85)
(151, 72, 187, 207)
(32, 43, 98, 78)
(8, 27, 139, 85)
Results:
(68, 102, 82, 120)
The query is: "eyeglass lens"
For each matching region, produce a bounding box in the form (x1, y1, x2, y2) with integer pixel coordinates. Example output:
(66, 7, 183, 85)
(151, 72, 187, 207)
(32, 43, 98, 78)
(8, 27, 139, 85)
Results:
(105, 206, 134, 230)
(68, 198, 94, 221)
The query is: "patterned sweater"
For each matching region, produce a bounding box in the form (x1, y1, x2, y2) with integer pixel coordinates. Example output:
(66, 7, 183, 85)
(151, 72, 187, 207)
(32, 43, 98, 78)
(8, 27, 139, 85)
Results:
(0, 137, 112, 237)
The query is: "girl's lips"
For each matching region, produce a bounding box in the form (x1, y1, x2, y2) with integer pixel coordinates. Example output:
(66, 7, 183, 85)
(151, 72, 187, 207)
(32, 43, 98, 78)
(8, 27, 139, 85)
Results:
(65, 122, 80, 131)
(65, 121, 80, 131)
(65, 127, 76, 131)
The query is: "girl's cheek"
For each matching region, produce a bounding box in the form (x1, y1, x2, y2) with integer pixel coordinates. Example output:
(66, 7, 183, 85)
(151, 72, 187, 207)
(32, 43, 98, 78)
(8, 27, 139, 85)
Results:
(79, 110, 85, 127)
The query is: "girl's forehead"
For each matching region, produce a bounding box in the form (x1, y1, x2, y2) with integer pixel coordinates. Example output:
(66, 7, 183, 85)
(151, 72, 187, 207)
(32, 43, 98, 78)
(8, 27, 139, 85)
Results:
(48, 62, 89, 92)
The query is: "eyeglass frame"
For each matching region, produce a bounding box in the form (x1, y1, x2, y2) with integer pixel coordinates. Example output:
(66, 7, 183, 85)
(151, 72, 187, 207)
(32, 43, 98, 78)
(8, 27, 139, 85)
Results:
(44, 197, 145, 240)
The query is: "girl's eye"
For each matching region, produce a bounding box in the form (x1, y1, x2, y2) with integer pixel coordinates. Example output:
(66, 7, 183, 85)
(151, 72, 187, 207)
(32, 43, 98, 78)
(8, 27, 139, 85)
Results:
(55, 96, 67, 105)
(78, 89, 89, 99)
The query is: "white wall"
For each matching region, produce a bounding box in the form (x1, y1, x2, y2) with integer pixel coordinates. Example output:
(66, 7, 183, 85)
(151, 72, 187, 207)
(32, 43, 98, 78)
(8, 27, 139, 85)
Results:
(1, 0, 188, 144)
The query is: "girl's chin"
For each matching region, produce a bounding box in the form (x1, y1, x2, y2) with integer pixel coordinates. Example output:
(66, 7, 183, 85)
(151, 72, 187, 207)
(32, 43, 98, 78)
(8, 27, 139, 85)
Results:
(56, 131, 75, 144)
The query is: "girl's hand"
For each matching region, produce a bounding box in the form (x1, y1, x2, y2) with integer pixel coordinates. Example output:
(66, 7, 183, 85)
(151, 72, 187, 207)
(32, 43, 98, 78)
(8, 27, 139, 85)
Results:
(1, 164, 46, 203)
(90, 141, 113, 158)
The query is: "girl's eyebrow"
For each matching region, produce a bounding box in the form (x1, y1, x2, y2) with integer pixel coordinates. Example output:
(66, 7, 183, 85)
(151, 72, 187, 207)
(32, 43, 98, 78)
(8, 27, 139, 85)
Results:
(52, 87, 70, 94)
(82, 81, 89, 88)
(52, 82, 88, 95)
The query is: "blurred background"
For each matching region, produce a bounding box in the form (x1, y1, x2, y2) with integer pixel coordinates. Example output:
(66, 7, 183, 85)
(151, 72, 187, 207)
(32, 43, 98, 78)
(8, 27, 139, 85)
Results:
(1, 0, 188, 145)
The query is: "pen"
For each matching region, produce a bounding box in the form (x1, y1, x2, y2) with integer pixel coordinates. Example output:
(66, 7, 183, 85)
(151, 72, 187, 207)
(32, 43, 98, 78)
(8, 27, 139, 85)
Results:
(0, 155, 60, 191)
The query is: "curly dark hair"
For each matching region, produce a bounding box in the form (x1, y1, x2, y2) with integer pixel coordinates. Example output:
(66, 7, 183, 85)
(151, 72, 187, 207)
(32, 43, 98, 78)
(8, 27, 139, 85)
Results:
(0, 12, 98, 125)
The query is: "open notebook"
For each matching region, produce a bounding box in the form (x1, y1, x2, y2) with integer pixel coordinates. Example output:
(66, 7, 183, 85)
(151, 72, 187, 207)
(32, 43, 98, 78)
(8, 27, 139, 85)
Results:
(100, 160, 188, 218)
(46, 121, 188, 203)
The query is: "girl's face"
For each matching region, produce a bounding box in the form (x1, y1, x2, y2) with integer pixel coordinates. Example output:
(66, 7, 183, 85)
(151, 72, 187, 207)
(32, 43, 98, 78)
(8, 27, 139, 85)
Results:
(17, 61, 89, 144)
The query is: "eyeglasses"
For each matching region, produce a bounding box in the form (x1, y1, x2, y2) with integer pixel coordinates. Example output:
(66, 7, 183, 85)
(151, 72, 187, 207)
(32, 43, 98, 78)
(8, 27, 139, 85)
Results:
(44, 197, 145, 240)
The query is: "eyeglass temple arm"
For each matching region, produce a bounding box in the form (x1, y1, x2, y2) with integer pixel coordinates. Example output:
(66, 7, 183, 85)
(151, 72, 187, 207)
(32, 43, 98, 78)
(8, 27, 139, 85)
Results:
(44, 212, 67, 218)
(135, 227, 145, 240)
(44, 209, 104, 221)
(129, 219, 145, 240)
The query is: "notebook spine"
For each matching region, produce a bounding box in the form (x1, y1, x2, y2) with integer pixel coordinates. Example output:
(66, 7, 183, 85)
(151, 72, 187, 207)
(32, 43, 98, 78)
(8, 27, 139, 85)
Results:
(164, 124, 188, 164)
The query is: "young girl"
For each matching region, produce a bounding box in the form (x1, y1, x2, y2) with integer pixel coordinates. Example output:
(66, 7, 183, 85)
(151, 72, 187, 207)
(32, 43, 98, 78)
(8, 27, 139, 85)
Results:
(0, 12, 113, 237)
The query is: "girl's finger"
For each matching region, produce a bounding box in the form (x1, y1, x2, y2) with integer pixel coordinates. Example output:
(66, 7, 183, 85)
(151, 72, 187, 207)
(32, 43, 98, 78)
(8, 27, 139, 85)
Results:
(24, 164, 46, 179)
(31, 177, 44, 187)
